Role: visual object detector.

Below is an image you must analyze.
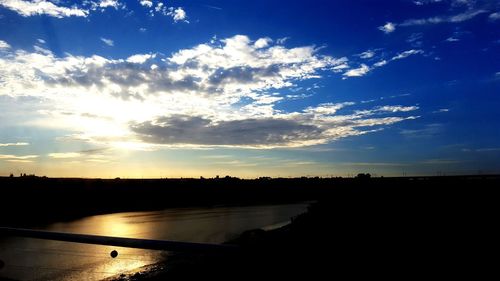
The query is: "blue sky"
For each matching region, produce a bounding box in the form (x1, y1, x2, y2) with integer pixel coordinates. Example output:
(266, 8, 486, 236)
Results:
(0, 0, 499, 178)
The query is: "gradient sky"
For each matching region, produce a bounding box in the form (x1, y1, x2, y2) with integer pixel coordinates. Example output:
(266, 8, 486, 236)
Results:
(0, 0, 499, 178)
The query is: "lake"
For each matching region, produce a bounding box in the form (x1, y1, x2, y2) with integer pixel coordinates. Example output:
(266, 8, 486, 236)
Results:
(0, 203, 308, 281)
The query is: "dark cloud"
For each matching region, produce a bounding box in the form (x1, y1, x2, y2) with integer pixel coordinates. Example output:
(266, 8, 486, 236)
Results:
(207, 65, 281, 86)
(130, 115, 323, 146)
(45, 58, 202, 100)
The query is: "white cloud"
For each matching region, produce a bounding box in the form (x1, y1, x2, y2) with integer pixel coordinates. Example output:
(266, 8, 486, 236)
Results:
(358, 50, 375, 59)
(141, 2, 189, 23)
(378, 22, 396, 33)
(0, 154, 38, 160)
(34, 45, 52, 55)
(126, 53, 154, 64)
(0, 35, 418, 148)
(276, 37, 290, 45)
(400, 9, 488, 26)
(391, 49, 423, 60)
(254, 37, 272, 49)
(342, 49, 423, 78)
(0, 142, 29, 146)
(446, 37, 460, 42)
(100, 37, 114, 46)
(304, 102, 355, 115)
(48, 152, 82, 158)
(0, 40, 10, 49)
(167, 7, 188, 23)
(376, 105, 419, 112)
(373, 60, 387, 67)
(489, 12, 500, 21)
(413, 0, 455, 5)
(0, 0, 88, 18)
(90, 0, 125, 10)
(343, 64, 370, 77)
(433, 108, 449, 113)
(332, 63, 349, 72)
(139, 0, 152, 8)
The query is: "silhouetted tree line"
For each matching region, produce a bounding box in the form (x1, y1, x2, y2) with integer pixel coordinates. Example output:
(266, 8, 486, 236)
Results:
(0, 175, 499, 226)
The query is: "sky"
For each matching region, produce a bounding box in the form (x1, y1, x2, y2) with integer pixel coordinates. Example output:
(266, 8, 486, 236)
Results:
(0, 0, 499, 178)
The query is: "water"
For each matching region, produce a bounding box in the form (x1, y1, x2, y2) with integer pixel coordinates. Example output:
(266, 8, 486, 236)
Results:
(0, 203, 308, 281)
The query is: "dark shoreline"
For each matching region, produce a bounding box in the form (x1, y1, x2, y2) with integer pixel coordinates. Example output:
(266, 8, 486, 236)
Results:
(104, 175, 499, 280)
(2, 175, 499, 279)
(2, 174, 498, 226)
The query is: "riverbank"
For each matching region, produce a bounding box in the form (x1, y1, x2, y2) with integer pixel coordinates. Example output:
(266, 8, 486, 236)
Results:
(107, 179, 499, 280)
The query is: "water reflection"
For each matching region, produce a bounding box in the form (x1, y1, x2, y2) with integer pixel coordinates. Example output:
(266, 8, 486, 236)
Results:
(0, 203, 307, 281)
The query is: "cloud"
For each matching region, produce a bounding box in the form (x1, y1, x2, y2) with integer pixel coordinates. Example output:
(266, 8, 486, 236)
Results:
(48, 152, 82, 158)
(343, 64, 370, 77)
(376, 105, 419, 112)
(276, 37, 290, 45)
(358, 50, 375, 59)
(475, 148, 500, 152)
(0, 0, 88, 18)
(146, 2, 189, 23)
(391, 49, 424, 60)
(0, 35, 418, 148)
(489, 12, 500, 21)
(341, 162, 408, 167)
(400, 9, 488, 26)
(89, 0, 125, 11)
(433, 108, 450, 113)
(420, 159, 461, 165)
(0, 142, 29, 146)
(327, 48, 422, 79)
(34, 45, 52, 55)
(167, 7, 188, 23)
(131, 115, 323, 147)
(0, 154, 38, 160)
(254, 37, 272, 49)
(100, 37, 114, 46)
(380, 7, 489, 34)
(139, 0, 153, 8)
(373, 60, 387, 67)
(0, 40, 10, 49)
(406, 33, 423, 47)
(400, 123, 442, 139)
(378, 22, 396, 33)
(413, 0, 476, 6)
(130, 106, 418, 148)
(203, 4, 222, 10)
(126, 53, 154, 63)
(303, 102, 355, 115)
(446, 37, 460, 42)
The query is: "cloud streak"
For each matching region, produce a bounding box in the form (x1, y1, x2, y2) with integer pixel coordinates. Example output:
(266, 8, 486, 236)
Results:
(0, 142, 29, 146)
(379, 8, 489, 33)
(0, 154, 38, 160)
(400, 9, 488, 26)
(100, 37, 114, 46)
(0, 0, 89, 18)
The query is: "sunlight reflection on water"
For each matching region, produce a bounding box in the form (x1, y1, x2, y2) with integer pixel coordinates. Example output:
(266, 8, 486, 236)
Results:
(0, 203, 308, 281)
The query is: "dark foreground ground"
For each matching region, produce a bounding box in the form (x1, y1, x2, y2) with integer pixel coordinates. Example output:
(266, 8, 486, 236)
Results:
(104, 175, 498, 280)
(1, 175, 499, 279)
